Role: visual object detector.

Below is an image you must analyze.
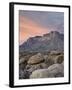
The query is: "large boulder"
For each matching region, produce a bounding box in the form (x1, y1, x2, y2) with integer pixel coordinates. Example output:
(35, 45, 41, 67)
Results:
(44, 53, 64, 66)
(30, 68, 49, 78)
(55, 54, 64, 64)
(44, 55, 55, 67)
(26, 62, 48, 74)
(47, 63, 64, 77)
(27, 53, 44, 65)
(30, 64, 64, 78)
(26, 64, 41, 75)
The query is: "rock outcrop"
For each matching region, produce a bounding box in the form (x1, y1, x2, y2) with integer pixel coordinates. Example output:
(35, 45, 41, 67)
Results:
(30, 63, 64, 78)
(27, 53, 44, 65)
(19, 51, 64, 79)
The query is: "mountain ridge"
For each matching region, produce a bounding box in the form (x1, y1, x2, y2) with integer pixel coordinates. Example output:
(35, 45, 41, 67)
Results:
(20, 31, 64, 52)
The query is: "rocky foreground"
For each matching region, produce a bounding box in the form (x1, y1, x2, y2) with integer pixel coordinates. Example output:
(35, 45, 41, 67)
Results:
(19, 51, 64, 79)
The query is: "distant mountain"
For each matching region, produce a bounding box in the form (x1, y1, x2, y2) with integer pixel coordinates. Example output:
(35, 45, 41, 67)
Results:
(20, 31, 64, 52)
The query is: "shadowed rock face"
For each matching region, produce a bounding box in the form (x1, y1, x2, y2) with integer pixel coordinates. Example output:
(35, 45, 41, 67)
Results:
(56, 54, 64, 64)
(19, 69, 30, 79)
(20, 31, 64, 52)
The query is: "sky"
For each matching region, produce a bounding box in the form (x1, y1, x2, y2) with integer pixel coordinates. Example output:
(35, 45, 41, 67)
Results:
(19, 10, 64, 45)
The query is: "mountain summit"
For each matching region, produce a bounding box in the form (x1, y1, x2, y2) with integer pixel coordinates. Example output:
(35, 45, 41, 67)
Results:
(20, 31, 64, 52)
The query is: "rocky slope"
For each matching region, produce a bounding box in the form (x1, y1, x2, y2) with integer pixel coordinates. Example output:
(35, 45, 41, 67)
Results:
(20, 31, 64, 52)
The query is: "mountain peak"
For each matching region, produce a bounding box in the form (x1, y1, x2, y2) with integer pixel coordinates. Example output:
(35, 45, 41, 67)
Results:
(50, 31, 59, 34)
(20, 31, 64, 52)
(43, 31, 60, 37)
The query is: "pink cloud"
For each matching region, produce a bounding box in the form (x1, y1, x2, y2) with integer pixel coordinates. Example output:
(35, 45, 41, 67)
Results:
(19, 15, 50, 45)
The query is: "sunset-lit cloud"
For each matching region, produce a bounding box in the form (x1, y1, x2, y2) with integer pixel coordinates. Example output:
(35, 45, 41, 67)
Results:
(19, 15, 50, 45)
(19, 10, 64, 45)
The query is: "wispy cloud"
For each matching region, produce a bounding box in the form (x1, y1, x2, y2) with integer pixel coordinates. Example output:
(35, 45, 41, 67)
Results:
(19, 15, 49, 44)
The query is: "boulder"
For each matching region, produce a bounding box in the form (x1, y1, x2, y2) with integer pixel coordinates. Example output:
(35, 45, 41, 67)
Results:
(27, 53, 44, 65)
(44, 55, 54, 67)
(30, 68, 49, 78)
(49, 51, 61, 55)
(19, 63, 26, 70)
(19, 69, 30, 79)
(45, 54, 64, 65)
(44, 55, 48, 60)
(19, 58, 26, 64)
(19, 55, 32, 64)
(40, 63, 48, 68)
(27, 64, 41, 74)
(26, 62, 48, 74)
(47, 63, 64, 77)
(30, 64, 64, 78)
(56, 54, 64, 64)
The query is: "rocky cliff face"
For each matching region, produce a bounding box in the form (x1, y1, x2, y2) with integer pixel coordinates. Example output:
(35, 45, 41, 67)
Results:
(20, 31, 64, 52)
